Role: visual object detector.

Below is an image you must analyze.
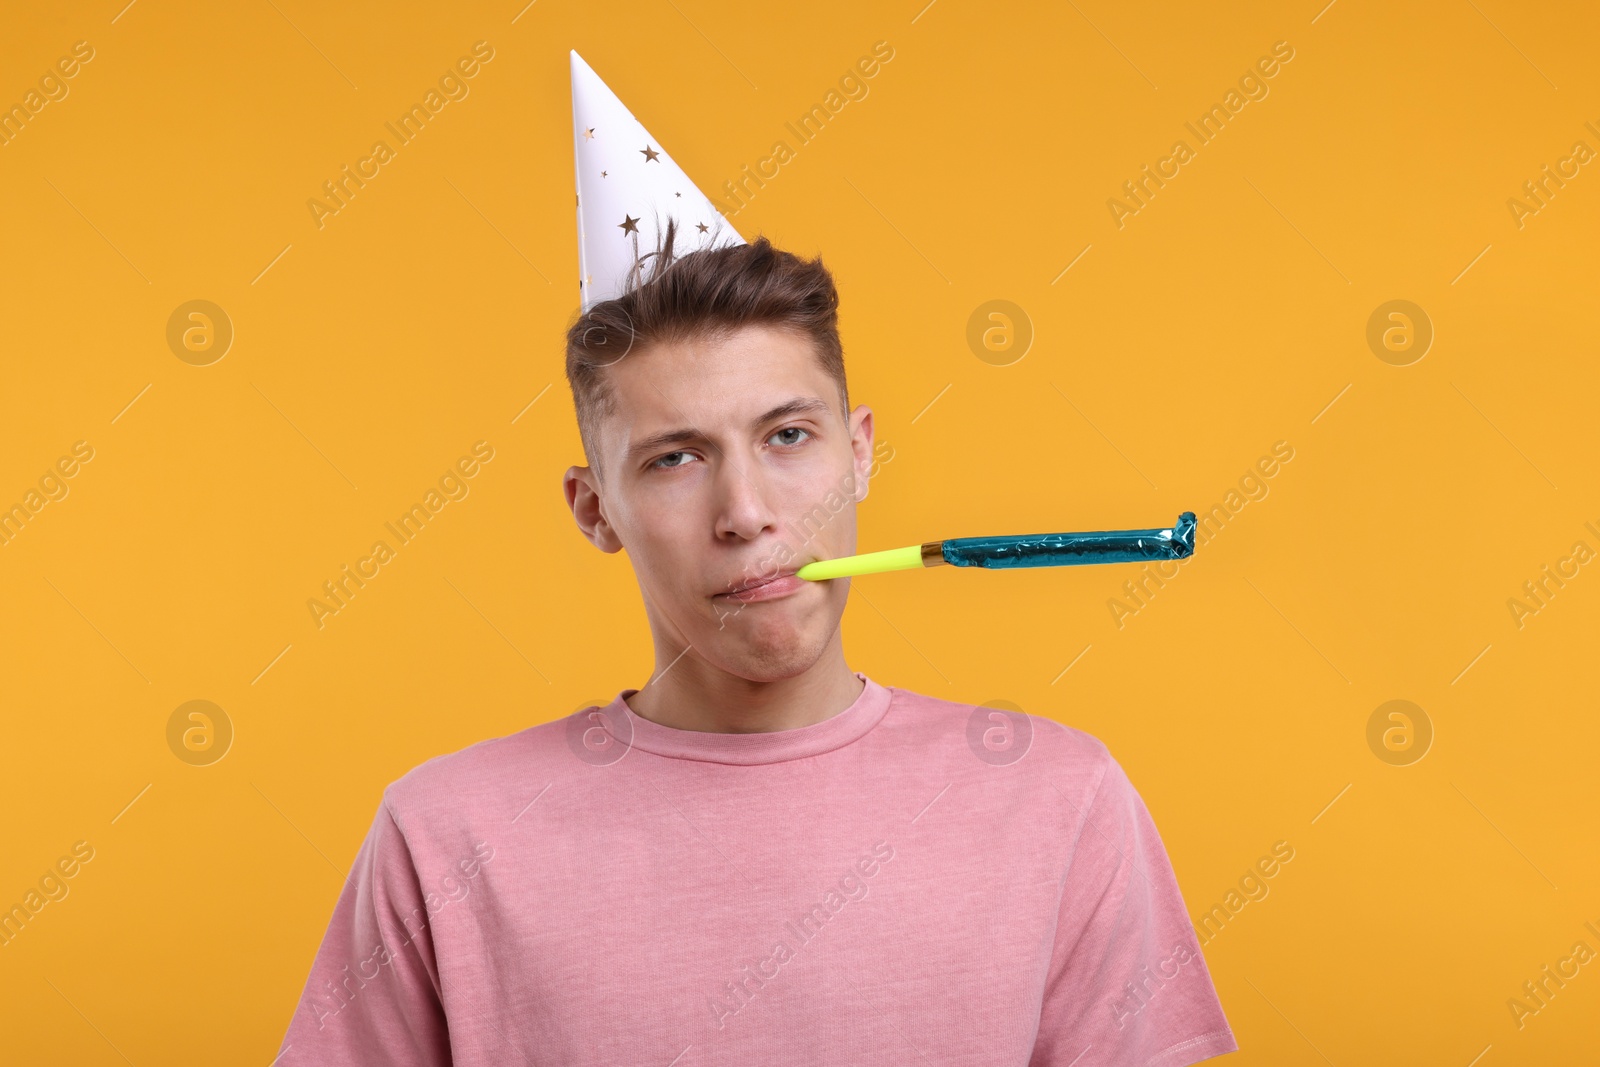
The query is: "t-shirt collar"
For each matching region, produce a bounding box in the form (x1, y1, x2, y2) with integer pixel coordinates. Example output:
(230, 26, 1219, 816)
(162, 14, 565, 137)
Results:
(600, 672, 892, 765)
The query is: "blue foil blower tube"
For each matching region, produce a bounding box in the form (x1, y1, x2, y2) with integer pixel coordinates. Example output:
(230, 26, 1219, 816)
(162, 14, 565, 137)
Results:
(939, 512, 1197, 569)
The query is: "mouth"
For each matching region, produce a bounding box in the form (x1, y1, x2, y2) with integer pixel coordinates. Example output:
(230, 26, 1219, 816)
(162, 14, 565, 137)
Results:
(713, 569, 806, 604)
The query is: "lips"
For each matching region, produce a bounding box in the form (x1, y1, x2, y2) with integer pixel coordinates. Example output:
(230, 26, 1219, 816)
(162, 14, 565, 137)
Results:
(715, 570, 805, 604)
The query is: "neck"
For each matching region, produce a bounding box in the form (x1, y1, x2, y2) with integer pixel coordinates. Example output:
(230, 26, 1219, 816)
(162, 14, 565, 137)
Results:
(624, 637, 864, 733)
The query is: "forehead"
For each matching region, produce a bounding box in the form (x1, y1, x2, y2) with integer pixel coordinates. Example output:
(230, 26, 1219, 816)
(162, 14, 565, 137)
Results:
(597, 324, 839, 450)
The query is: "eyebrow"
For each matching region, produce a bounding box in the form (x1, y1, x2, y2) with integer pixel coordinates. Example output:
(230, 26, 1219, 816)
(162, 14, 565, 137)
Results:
(624, 396, 834, 464)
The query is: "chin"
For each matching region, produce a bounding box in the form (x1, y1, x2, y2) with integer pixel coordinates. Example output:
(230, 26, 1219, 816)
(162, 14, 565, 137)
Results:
(704, 623, 828, 683)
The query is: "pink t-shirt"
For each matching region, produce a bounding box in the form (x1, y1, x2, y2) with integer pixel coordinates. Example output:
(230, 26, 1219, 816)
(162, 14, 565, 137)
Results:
(276, 673, 1236, 1066)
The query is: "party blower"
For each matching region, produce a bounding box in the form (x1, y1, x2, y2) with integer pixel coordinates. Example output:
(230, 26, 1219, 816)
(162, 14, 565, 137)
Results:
(794, 512, 1198, 581)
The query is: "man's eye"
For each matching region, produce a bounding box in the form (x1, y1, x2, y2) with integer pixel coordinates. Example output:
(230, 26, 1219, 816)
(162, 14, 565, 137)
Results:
(653, 451, 700, 469)
(770, 427, 811, 447)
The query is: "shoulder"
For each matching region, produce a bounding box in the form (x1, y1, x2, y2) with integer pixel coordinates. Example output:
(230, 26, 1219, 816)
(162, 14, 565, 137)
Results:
(880, 682, 1117, 800)
(378, 711, 582, 833)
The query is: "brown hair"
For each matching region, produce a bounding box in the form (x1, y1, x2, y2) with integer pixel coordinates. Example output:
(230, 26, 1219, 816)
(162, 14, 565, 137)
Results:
(565, 220, 849, 478)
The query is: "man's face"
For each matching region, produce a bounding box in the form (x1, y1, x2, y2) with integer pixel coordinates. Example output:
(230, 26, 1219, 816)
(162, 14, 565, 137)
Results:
(564, 324, 875, 683)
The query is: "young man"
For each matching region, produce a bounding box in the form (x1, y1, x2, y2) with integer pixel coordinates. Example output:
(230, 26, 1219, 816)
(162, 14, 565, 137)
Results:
(274, 52, 1237, 1066)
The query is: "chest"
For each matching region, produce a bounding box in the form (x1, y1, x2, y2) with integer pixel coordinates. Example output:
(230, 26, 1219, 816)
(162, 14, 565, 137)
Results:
(426, 774, 1072, 1065)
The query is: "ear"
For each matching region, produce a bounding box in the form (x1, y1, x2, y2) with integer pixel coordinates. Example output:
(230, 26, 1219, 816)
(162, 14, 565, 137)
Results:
(563, 465, 624, 553)
(847, 405, 875, 502)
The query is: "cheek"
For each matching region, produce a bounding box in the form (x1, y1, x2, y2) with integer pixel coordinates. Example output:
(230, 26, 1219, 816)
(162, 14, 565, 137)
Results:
(649, 540, 706, 600)
(617, 488, 696, 558)
(783, 480, 859, 553)
(619, 525, 698, 609)
(817, 503, 858, 557)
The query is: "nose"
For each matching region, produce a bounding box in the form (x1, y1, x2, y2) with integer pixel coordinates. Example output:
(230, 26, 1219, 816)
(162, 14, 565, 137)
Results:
(713, 453, 780, 543)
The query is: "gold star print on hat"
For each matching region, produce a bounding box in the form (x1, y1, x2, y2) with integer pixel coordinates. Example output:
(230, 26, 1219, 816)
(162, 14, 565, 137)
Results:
(570, 50, 744, 311)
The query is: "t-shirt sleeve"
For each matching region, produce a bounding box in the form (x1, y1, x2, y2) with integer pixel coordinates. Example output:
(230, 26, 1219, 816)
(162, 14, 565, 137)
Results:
(1030, 752, 1238, 1067)
(274, 796, 453, 1067)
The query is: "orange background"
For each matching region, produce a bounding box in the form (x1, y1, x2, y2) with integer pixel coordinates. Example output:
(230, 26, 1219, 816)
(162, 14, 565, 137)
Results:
(2, 1, 1597, 1063)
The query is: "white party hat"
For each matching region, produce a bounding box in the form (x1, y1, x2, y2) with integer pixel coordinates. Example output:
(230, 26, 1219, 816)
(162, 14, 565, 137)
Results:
(571, 50, 745, 311)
